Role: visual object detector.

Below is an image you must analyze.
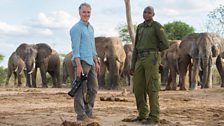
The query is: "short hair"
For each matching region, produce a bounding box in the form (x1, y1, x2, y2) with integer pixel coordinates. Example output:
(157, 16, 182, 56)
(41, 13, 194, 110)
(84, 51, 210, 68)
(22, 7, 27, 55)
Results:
(144, 6, 155, 15)
(79, 2, 91, 11)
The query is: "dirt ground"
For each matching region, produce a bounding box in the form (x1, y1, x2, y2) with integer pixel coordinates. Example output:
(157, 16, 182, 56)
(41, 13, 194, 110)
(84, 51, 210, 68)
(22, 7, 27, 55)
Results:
(0, 85, 224, 126)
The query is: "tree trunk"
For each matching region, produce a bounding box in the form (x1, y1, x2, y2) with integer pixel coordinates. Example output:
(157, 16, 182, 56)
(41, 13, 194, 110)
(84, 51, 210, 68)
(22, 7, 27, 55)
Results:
(124, 0, 135, 45)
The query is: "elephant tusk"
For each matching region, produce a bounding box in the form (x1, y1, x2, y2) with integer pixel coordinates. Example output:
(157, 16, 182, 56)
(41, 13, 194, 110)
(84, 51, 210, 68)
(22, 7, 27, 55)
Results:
(19, 66, 25, 75)
(198, 58, 202, 71)
(222, 58, 224, 63)
(28, 62, 36, 74)
(104, 57, 107, 62)
(14, 66, 18, 72)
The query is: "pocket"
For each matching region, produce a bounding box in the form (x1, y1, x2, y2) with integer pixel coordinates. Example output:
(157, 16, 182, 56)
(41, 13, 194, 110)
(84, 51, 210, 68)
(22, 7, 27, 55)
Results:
(151, 74, 160, 92)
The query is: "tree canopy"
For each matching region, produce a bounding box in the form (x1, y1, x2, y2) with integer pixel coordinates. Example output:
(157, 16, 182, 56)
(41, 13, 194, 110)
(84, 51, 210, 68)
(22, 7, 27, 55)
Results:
(164, 21, 195, 40)
(0, 54, 3, 62)
(117, 23, 137, 43)
(206, 4, 224, 36)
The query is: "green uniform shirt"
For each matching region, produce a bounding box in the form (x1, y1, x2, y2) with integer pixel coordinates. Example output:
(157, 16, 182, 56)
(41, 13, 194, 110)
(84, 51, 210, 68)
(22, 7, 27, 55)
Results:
(131, 20, 169, 69)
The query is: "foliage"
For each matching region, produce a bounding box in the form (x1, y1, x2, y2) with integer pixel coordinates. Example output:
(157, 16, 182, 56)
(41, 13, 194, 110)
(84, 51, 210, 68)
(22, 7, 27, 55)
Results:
(0, 54, 4, 62)
(117, 23, 137, 43)
(0, 67, 7, 84)
(164, 21, 195, 40)
(206, 4, 224, 36)
(0, 54, 6, 84)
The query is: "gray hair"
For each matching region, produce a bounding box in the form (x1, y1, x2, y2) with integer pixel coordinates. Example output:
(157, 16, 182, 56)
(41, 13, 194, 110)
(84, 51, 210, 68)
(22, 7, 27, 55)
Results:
(144, 6, 155, 15)
(79, 2, 91, 11)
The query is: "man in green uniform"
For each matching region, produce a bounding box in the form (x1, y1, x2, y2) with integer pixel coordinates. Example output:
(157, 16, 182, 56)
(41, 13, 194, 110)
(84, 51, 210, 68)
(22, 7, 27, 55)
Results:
(130, 6, 169, 124)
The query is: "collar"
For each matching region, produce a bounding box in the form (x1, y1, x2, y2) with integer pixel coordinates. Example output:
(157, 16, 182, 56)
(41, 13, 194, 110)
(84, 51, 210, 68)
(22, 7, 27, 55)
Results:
(143, 19, 154, 27)
(79, 19, 90, 26)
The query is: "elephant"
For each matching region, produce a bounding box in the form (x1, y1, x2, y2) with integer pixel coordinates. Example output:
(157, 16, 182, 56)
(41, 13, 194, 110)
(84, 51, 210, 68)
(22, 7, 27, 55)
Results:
(178, 33, 201, 90)
(121, 43, 133, 86)
(5, 52, 25, 86)
(178, 32, 224, 90)
(216, 52, 224, 87)
(160, 40, 181, 90)
(196, 32, 224, 88)
(62, 52, 75, 85)
(95, 37, 126, 89)
(15, 43, 61, 88)
(45, 49, 61, 88)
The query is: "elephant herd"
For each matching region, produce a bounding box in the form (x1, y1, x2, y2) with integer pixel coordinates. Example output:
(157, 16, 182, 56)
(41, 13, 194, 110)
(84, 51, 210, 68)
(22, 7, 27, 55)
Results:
(6, 43, 61, 88)
(7, 32, 223, 90)
(160, 32, 224, 90)
(5, 37, 130, 89)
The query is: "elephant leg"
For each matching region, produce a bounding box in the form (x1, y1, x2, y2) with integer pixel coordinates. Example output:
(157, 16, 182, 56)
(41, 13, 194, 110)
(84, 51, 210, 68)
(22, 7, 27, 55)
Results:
(68, 67, 75, 86)
(160, 67, 169, 86)
(190, 58, 199, 90)
(17, 74, 22, 87)
(26, 72, 31, 87)
(5, 70, 12, 86)
(171, 71, 177, 90)
(201, 59, 209, 89)
(62, 65, 68, 84)
(40, 66, 48, 88)
(49, 72, 57, 88)
(127, 74, 131, 86)
(165, 74, 172, 90)
(13, 72, 17, 86)
(56, 70, 61, 88)
(178, 56, 191, 90)
(31, 68, 37, 88)
(207, 66, 213, 88)
(205, 58, 212, 88)
(216, 56, 224, 87)
(198, 70, 203, 86)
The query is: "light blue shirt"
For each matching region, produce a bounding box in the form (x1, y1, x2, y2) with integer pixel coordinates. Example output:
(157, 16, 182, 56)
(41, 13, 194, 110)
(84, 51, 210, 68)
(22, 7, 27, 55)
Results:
(70, 20, 96, 65)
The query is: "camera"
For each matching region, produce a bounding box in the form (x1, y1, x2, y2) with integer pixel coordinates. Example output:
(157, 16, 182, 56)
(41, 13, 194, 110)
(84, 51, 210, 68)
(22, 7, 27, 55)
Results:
(68, 73, 88, 97)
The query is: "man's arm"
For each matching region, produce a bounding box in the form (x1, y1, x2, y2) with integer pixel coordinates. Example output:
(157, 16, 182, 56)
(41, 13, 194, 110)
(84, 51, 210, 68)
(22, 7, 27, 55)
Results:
(70, 26, 83, 78)
(155, 22, 169, 51)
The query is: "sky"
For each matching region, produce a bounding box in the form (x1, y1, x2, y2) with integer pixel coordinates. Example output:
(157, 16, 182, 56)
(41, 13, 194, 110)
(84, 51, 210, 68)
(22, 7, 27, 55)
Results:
(0, 0, 224, 67)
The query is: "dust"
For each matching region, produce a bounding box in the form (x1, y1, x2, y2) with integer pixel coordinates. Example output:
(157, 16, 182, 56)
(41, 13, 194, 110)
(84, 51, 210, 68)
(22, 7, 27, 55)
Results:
(0, 85, 224, 126)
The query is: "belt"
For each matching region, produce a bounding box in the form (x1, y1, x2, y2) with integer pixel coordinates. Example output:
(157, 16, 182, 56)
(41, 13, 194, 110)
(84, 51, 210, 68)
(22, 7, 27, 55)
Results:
(137, 51, 156, 58)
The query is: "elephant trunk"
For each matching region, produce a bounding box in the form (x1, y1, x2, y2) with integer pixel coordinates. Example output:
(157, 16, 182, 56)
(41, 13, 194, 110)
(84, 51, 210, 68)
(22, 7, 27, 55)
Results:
(28, 61, 36, 74)
(25, 59, 36, 87)
(109, 57, 119, 89)
(160, 65, 169, 86)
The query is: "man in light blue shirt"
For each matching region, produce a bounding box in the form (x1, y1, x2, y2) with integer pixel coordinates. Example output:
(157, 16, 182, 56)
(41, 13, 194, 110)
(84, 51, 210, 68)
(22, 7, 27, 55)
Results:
(70, 2, 100, 121)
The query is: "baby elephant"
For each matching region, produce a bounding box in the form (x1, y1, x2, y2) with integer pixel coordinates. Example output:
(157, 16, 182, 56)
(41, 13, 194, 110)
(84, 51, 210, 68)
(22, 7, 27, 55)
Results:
(5, 52, 25, 87)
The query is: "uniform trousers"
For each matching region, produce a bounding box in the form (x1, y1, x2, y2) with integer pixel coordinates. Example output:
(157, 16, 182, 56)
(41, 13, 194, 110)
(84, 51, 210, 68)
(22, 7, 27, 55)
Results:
(133, 52, 160, 122)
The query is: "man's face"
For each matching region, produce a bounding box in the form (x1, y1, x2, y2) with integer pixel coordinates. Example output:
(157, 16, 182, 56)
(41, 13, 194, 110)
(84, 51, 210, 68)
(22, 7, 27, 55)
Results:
(79, 6, 91, 23)
(143, 9, 154, 21)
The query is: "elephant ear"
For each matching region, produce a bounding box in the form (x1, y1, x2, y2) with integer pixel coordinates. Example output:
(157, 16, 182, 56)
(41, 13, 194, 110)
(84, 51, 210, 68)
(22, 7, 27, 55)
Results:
(15, 43, 28, 60)
(35, 43, 52, 62)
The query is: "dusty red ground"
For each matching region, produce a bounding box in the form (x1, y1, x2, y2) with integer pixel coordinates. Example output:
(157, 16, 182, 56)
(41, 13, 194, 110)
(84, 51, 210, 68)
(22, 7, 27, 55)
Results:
(0, 85, 224, 126)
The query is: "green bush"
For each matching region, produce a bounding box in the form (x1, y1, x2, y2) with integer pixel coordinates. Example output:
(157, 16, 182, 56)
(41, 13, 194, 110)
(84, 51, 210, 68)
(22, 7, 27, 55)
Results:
(0, 67, 7, 85)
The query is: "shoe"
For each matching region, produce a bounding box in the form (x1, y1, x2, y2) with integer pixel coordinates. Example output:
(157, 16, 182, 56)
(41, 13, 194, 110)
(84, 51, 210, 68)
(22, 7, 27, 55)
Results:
(88, 114, 99, 119)
(77, 115, 88, 121)
(141, 118, 159, 125)
(130, 116, 146, 122)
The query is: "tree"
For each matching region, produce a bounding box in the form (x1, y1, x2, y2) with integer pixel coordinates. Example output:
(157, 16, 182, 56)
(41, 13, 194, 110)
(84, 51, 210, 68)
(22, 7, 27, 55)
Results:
(164, 21, 195, 40)
(124, 0, 136, 45)
(206, 5, 224, 36)
(0, 54, 6, 84)
(117, 23, 137, 43)
(0, 54, 3, 62)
